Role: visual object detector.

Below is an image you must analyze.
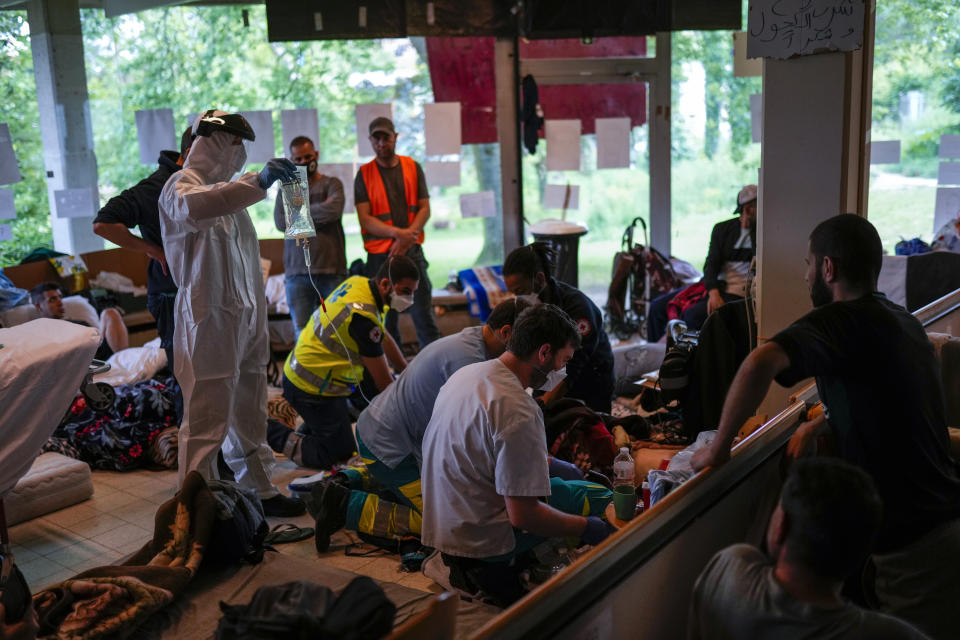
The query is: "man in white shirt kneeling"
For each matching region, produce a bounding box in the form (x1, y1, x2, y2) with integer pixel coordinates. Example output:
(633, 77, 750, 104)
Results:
(421, 303, 615, 607)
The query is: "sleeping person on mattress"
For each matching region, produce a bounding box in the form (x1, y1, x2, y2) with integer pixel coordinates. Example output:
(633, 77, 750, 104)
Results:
(30, 282, 128, 361)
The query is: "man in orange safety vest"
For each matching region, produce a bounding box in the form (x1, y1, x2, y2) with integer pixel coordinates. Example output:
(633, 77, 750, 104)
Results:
(354, 116, 440, 350)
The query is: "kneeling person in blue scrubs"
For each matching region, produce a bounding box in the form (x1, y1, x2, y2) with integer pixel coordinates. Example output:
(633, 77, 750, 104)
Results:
(309, 298, 529, 552)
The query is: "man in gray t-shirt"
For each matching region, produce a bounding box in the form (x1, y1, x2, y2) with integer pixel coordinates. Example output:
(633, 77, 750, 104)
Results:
(689, 458, 927, 640)
(306, 299, 527, 553)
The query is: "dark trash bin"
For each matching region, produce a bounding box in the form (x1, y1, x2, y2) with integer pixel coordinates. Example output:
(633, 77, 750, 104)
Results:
(529, 219, 589, 287)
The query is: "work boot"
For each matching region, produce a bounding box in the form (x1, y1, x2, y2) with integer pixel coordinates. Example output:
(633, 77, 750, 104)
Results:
(303, 474, 349, 519)
(314, 481, 350, 554)
(262, 493, 306, 517)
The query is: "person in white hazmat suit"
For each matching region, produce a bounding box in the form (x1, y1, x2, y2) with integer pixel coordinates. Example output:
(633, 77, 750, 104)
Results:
(159, 110, 305, 517)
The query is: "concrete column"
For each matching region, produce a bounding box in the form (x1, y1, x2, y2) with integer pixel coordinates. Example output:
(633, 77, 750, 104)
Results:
(649, 32, 671, 255)
(495, 37, 524, 253)
(27, 0, 102, 255)
(756, 24, 874, 411)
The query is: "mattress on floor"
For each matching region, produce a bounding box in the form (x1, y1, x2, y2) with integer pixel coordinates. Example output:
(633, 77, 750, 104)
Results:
(138, 551, 498, 639)
(5, 452, 93, 525)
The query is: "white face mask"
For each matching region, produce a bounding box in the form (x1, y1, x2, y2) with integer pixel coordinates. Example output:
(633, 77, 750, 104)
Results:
(540, 366, 567, 391)
(518, 293, 539, 306)
(390, 290, 414, 312)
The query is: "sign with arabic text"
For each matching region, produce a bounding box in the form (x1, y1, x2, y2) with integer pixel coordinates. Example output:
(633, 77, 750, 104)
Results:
(747, 0, 864, 60)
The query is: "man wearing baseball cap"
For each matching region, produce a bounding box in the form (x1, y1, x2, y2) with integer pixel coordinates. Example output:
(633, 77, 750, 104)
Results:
(646, 184, 758, 340)
(354, 116, 441, 350)
(699, 184, 758, 316)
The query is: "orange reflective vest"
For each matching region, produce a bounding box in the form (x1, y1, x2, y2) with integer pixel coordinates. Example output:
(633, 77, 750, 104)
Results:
(359, 155, 423, 254)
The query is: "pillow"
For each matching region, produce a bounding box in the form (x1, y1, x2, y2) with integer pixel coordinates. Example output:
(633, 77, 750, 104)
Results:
(62, 295, 100, 330)
(0, 304, 40, 328)
(0, 296, 101, 329)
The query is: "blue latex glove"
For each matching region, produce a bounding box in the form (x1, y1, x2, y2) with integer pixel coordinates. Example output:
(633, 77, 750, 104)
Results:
(548, 456, 584, 481)
(582, 516, 615, 546)
(259, 158, 298, 189)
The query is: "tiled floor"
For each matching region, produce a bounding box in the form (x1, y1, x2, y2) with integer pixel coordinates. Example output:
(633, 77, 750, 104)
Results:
(9, 460, 442, 595)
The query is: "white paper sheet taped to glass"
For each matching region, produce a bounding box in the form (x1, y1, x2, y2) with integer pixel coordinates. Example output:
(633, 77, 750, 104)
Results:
(0, 123, 21, 185)
(595, 118, 630, 170)
(134, 109, 175, 166)
(424, 161, 460, 187)
(545, 119, 581, 172)
(316, 163, 356, 214)
(355, 103, 393, 157)
(460, 191, 496, 219)
(543, 184, 580, 210)
(54, 188, 99, 219)
(940, 135, 960, 160)
(0, 189, 14, 220)
(934, 188, 960, 234)
(750, 94, 763, 143)
(733, 31, 761, 77)
(938, 162, 960, 186)
(425, 102, 462, 157)
(281, 109, 320, 158)
(239, 110, 276, 163)
(870, 141, 900, 165)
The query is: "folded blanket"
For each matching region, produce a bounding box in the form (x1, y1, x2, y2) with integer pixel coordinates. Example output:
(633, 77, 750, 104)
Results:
(33, 472, 217, 639)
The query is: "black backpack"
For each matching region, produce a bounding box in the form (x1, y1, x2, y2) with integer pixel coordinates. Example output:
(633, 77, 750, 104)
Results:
(204, 481, 269, 565)
(216, 577, 396, 640)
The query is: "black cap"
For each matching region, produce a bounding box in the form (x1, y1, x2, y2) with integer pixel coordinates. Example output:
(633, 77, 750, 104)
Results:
(368, 116, 396, 136)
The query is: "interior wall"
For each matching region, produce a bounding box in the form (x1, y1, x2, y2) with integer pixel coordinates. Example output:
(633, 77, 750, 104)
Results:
(756, 52, 858, 412)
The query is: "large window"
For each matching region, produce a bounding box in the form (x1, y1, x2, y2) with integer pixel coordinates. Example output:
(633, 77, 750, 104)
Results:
(867, 2, 960, 251)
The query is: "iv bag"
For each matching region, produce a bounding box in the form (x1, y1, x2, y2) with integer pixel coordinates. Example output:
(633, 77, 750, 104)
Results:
(280, 165, 316, 240)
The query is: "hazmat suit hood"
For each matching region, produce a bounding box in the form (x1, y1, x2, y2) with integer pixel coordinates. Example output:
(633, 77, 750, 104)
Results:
(184, 129, 248, 184)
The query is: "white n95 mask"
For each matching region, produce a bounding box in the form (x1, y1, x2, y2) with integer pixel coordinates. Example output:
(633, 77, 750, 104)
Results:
(390, 292, 414, 312)
(540, 366, 567, 391)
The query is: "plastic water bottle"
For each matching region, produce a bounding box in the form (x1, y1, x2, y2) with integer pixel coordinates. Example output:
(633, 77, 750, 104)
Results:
(613, 447, 635, 487)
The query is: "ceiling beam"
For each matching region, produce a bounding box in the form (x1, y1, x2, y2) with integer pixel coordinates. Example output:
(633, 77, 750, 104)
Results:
(103, 0, 186, 18)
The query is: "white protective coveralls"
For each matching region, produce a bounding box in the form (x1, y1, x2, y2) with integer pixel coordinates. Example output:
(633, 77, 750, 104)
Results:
(159, 128, 278, 498)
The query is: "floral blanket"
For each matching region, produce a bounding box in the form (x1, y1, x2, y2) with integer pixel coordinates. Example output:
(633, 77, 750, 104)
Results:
(43, 376, 180, 471)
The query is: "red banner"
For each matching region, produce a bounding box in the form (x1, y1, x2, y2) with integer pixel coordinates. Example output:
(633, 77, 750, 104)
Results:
(426, 36, 647, 145)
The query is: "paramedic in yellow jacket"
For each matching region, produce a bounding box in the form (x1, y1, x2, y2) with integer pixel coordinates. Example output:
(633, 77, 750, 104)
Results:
(354, 116, 441, 351)
(266, 254, 419, 469)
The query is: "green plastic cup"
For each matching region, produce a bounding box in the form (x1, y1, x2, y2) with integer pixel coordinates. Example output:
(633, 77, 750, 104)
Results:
(613, 484, 637, 521)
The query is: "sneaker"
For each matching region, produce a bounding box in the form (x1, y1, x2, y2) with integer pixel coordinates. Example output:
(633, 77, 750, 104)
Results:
(314, 481, 350, 553)
(261, 493, 306, 517)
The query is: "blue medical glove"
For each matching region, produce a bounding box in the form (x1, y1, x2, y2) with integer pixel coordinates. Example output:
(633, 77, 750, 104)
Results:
(582, 516, 615, 546)
(259, 158, 298, 189)
(548, 456, 584, 481)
